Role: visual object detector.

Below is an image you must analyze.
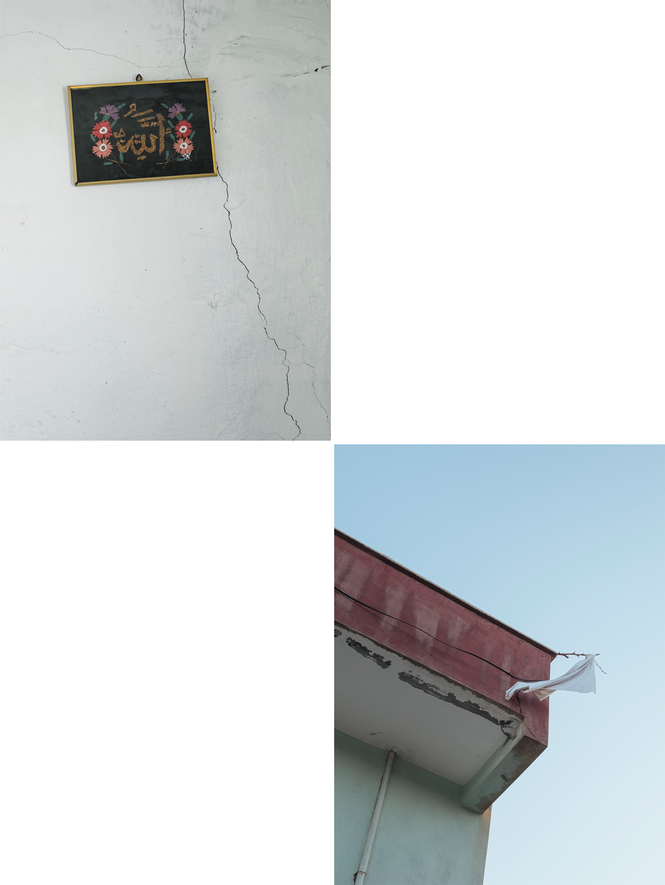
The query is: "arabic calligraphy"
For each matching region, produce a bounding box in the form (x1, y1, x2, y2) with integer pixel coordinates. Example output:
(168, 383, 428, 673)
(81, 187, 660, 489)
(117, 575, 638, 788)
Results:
(90, 98, 195, 169)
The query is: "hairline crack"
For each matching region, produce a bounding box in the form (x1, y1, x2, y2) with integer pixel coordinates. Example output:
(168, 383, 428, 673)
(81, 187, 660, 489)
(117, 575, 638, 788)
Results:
(300, 352, 330, 430)
(216, 168, 302, 439)
(182, 0, 192, 77)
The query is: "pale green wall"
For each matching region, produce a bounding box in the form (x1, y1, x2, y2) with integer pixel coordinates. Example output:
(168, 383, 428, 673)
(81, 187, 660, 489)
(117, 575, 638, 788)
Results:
(335, 731, 389, 883)
(335, 731, 491, 885)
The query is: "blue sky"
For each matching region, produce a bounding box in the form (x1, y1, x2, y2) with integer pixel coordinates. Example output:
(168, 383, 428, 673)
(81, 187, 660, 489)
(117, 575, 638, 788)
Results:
(335, 445, 664, 885)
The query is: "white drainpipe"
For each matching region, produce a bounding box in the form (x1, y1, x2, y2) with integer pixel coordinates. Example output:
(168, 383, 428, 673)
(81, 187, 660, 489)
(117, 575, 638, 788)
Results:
(354, 750, 396, 885)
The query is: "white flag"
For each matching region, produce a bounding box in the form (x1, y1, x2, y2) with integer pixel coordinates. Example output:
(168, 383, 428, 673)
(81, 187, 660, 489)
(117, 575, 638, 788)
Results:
(505, 654, 597, 701)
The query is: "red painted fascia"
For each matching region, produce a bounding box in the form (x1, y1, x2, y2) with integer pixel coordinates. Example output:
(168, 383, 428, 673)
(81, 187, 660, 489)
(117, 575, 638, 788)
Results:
(335, 530, 553, 746)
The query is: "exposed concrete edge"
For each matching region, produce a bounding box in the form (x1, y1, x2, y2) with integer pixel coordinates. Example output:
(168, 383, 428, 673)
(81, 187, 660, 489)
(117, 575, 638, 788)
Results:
(335, 621, 525, 728)
(336, 620, 548, 815)
(460, 726, 524, 809)
(460, 733, 547, 814)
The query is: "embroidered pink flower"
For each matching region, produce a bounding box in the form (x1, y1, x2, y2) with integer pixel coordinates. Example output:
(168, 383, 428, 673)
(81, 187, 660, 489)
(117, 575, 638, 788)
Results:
(92, 139, 113, 159)
(168, 102, 186, 119)
(92, 121, 113, 139)
(99, 105, 120, 121)
(174, 137, 193, 156)
(173, 119, 192, 137)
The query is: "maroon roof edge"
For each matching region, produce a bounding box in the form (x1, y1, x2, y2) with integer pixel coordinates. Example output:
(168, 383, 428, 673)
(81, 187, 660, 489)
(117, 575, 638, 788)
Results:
(335, 528, 557, 660)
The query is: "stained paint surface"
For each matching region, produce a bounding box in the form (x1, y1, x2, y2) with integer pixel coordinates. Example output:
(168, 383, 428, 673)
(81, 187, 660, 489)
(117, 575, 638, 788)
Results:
(335, 530, 555, 813)
(335, 530, 552, 745)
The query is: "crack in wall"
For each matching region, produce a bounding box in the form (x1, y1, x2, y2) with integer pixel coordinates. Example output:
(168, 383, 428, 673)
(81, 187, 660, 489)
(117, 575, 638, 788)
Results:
(301, 352, 330, 430)
(216, 168, 302, 440)
(2, 343, 60, 353)
(283, 64, 330, 78)
(0, 30, 150, 66)
(210, 95, 302, 439)
(4, 12, 322, 442)
(1, 7, 200, 75)
(181, 0, 192, 77)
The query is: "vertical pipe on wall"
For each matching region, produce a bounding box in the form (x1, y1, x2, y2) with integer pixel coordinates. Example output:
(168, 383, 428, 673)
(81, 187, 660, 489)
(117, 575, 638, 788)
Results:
(354, 750, 396, 885)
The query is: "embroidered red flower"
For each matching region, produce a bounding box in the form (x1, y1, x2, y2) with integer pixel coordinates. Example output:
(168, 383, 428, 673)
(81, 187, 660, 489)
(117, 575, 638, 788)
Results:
(173, 120, 192, 137)
(92, 139, 113, 159)
(174, 137, 193, 156)
(92, 121, 113, 139)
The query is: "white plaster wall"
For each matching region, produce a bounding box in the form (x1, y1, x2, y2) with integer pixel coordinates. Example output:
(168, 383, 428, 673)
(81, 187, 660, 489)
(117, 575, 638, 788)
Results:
(0, 0, 329, 439)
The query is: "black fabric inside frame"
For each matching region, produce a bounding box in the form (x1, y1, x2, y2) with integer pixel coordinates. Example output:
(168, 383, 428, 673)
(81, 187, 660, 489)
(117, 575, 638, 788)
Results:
(70, 79, 215, 185)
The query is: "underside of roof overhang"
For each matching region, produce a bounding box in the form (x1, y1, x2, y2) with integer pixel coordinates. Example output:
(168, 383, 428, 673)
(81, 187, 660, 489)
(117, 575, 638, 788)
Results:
(335, 623, 547, 813)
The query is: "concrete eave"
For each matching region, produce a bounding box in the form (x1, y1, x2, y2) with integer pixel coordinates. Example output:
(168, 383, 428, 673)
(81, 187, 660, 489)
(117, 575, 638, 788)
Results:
(334, 531, 554, 812)
(335, 623, 547, 814)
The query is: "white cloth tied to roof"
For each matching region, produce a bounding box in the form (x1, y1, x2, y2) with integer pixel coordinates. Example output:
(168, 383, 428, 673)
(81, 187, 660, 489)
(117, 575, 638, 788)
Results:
(505, 654, 597, 701)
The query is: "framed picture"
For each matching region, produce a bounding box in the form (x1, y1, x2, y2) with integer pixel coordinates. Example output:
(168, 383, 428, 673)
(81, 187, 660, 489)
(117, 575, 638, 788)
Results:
(68, 78, 218, 186)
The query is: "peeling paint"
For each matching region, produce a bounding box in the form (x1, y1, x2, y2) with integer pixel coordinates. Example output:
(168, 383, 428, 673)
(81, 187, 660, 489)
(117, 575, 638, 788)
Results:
(334, 628, 342, 637)
(462, 734, 547, 814)
(397, 672, 518, 737)
(346, 638, 392, 669)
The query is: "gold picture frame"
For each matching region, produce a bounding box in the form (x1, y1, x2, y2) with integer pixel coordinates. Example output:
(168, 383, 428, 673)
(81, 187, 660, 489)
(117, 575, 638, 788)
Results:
(68, 78, 218, 186)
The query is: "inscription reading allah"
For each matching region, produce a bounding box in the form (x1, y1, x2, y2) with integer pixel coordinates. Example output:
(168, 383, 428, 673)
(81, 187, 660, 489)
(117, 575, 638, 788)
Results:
(90, 98, 195, 174)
